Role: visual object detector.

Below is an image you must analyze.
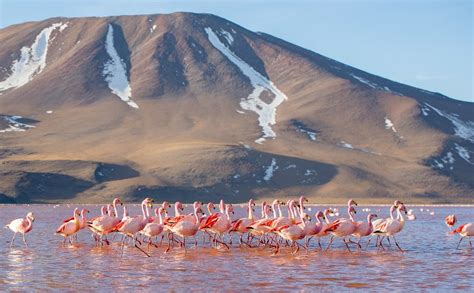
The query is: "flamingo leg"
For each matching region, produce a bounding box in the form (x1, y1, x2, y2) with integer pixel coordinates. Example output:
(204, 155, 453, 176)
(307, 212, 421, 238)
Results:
(22, 234, 28, 247)
(391, 236, 404, 252)
(10, 232, 17, 248)
(317, 237, 322, 249)
(456, 237, 464, 249)
(326, 236, 334, 251)
(183, 237, 187, 254)
(343, 238, 352, 253)
(469, 238, 472, 248)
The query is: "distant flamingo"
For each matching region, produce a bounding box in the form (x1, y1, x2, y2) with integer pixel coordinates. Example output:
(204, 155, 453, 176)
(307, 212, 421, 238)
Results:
(272, 211, 310, 254)
(450, 221, 473, 249)
(5, 212, 35, 248)
(445, 214, 457, 229)
(230, 199, 256, 245)
(56, 208, 81, 244)
(303, 211, 325, 248)
(200, 204, 234, 249)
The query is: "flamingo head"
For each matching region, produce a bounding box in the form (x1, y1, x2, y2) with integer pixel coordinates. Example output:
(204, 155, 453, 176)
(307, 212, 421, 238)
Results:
(100, 206, 107, 215)
(324, 209, 335, 216)
(162, 201, 171, 209)
(226, 204, 234, 215)
(299, 196, 309, 203)
(142, 198, 154, 208)
(315, 211, 324, 220)
(368, 214, 378, 221)
(348, 199, 358, 207)
(81, 208, 90, 215)
(302, 213, 311, 222)
(113, 198, 123, 206)
(349, 206, 357, 215)
(249, 199, 255, 207)
(207, 202, 216, 211)
(272, 199, 280, 206)
(398, 205, 407, 214)
(445, 214, 456, 227)
(26, 212, 35, 222)
(393, 200, 404, 208)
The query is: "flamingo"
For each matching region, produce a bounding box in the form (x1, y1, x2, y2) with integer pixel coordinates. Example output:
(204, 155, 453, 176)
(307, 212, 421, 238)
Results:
(5, 212, 35, 248)
(141, 207, 166, 249)
(165, 201, 202, 253)
(88, 198, 122, 244)
(61, 208, 90, 242)
(230, 199, 256, 246)
(324, 204, 358, 252)
(114, 198, 154, 256)
(200, 204, 234, 249)
(351, 213, 378, 248)
(445, 214, 457, 229)
(272, 211, 311, 254)
(303, 211, 325, 248)
(373, 204, 407, 251)
(449, 221, 473, 249)
(56, 208, 81, 244)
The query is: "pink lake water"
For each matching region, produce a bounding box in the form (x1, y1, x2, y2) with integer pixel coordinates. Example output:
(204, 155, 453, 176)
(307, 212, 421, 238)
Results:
(0, 204, 473, 291)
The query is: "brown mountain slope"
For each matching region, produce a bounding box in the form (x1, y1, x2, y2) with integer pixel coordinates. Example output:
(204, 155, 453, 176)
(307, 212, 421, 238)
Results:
(0, 12, 473, 203)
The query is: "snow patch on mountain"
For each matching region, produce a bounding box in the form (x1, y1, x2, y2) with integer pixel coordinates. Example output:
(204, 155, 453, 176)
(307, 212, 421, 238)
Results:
(424, 103, 474, 143)
(0, 22, 67, 92)
(454, 143, 473, 165)
(205, 27, 288, 144)
(220, 29, 234, 45)
(103, 24, 138, 109)
(385, 117, 397, 133)
(0, 115, 35, 133)
(263, 158, 278, 181)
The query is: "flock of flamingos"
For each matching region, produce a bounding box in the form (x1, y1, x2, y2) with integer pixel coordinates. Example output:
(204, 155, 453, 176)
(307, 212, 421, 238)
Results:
(4, 197, 474, 256)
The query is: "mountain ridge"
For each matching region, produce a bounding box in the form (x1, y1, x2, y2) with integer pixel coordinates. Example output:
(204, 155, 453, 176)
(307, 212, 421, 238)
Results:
(0, 12, 473, 204)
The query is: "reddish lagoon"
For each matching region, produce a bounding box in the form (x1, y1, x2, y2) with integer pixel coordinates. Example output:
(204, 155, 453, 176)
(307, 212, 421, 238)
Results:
(0, 204, 473, 291)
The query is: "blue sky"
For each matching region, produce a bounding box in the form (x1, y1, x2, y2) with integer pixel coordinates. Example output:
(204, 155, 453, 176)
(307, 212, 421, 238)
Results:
(1, 0, 472, 102)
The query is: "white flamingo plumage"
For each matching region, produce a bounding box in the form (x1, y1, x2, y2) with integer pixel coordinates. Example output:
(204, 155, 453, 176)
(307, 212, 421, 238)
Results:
(5, 212, 35, 248)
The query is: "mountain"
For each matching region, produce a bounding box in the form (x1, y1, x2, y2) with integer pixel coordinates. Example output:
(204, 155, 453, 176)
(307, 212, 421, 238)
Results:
(0, 12, 473, 204)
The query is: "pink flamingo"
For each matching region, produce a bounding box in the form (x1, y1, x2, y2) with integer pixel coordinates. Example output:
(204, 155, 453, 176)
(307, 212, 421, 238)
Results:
(445, 214, 456, 229)
(315, 209, 334, 248)
(450, 221, 474, 249)
(165, 201, 202, 253)
(88, 198, 122, 244)
(200, 204, 234, 249)
(141, 207, 166, 249)
(272, 210, 311, 254)
(373, 204, 407, 251)
(303, 211, 325, 248)
(114, 198, 154, 256)
(5, 212, 35, 248)
(324, 203, 358, 252)
(351, 213, 378, 249)
(230, 199, 256, 246)
(56, 208, 81, 244)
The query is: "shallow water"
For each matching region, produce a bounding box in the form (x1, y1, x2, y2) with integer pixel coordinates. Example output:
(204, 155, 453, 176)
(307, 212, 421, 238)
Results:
(0, 204, 473, 291)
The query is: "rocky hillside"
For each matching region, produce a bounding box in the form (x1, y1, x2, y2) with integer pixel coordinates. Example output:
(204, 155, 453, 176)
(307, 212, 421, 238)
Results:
(0, 13, 473, 203)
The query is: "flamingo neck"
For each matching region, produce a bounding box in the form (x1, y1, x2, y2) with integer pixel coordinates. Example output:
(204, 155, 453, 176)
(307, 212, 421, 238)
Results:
(397, 209, 405, 222)
(389, 206, 395, 219)
(141, 203, 147, 219)
(323, 211, 331, 224)
(272, 202, 278, 218)
(175, 204, 181, 217)
(288, 204, 294, 219)
(248, 203, 253, 219)
(348, 207, 355, 221)
(207, 203, 213, 215)
(101, 207, 106, 216)
(277, 205, 282, 217)
(261, 203, 266, 219)
(299, 198, 304, 216)
(194, 208, 199, 224)
(219, 200, 225, 213)
(123, 207, 128, 219)
(158, 210, 164, 225)
(113, 202, 119, 219)
(25, 217, 33, 230)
